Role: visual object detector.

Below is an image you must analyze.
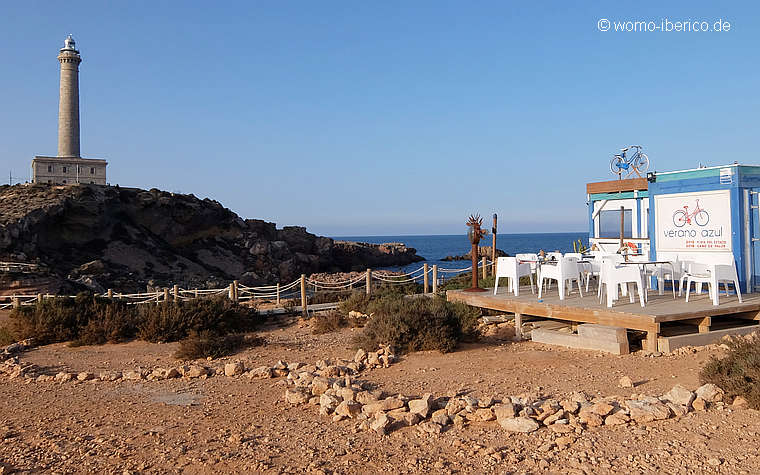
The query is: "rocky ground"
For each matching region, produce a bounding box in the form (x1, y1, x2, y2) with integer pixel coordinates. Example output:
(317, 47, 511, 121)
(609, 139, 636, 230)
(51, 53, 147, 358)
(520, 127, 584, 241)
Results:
(1, 310, 759, 474)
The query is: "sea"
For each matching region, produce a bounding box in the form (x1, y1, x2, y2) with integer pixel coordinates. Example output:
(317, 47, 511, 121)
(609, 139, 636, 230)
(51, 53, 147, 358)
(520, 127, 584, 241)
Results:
(333, 232, 588, 274)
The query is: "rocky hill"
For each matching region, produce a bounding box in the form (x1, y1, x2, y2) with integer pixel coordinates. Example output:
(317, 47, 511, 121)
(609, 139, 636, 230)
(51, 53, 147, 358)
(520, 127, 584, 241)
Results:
(0, 184, 422, 293)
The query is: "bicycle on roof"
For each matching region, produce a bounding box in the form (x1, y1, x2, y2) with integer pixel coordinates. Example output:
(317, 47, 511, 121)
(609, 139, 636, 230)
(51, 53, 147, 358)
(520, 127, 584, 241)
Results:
(610, 145, 649, 178)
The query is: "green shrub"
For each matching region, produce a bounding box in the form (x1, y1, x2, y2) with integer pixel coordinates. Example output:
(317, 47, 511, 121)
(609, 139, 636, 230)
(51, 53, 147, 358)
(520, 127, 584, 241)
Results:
(700, 335, 760, 409)
(354, 295, 480, 354)
(173, 330, 261, 360)
(138, 297, 261, 343)
(9, 293, 136, 346)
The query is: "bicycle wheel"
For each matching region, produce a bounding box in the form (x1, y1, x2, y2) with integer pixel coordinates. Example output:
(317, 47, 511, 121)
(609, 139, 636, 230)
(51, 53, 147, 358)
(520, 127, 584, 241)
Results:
(695, 210, 709, 226)
(610, 156, 625, 175)
(633, 153, 649, 174)
(673, 210, 687, 227)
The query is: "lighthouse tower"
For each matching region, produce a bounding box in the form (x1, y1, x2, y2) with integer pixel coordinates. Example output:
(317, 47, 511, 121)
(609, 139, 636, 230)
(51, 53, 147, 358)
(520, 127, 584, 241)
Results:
(32, 35, 108, 185)
(57, 35, 82, 157)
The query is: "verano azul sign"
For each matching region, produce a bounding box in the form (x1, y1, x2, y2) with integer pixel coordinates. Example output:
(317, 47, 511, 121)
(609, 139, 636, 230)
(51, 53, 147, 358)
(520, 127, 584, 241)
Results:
(655, 189, 731, 252)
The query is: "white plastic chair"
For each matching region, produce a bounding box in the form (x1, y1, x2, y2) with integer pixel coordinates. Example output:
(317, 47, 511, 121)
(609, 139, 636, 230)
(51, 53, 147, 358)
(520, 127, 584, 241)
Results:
(493, 257, 534, 296)
(515, 253, 539, 277)
(685, 261, 742, 306)
(598, 257, 646, 308)
(538, 256, 583, 300)
(649, 258, 685, 296)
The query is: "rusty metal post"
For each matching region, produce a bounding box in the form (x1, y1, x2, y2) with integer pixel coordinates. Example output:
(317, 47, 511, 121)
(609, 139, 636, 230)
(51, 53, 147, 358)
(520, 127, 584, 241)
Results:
(423, 263, 429, 294)
(492, 214, 497, 276)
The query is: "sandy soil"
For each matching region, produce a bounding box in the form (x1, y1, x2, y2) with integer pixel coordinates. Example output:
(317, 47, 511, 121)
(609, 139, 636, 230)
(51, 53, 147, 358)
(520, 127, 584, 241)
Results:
(2, 317, 760, 474)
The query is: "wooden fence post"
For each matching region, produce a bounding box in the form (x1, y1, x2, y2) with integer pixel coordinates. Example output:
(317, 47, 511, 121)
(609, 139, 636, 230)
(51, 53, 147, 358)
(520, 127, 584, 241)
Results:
(423, 263, 429, 294)
(366, 269, 372, 296)
(233, 280, 239, 303)
(228, 283, 234, 301)
(172, 284, 179, 302)
(107, 288, 113, 299)
(276, 283, 281, 305)
(12, 297, 19, 309)
(300, 274, 307, 317)
(482, 257, 487, 280)
(432, 265, 438, 293)
(163, 288, 170, 303)
(36, 294, 42, 305)
(194, 289, 199, 298)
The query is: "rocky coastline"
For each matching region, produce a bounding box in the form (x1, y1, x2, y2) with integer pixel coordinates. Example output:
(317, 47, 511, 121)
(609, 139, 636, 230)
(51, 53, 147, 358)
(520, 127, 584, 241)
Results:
(0, 184, 423, 294)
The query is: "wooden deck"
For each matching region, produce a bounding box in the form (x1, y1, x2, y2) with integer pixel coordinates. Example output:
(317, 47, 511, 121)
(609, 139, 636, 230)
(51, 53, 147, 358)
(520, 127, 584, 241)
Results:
(447, 286, 760, 352)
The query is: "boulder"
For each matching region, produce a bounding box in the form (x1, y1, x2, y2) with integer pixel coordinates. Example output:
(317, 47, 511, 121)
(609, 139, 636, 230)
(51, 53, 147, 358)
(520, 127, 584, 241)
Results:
(695, 383, 724, 403)
(76, 372, 95, 381)
(122, 370, 144, 381)
(431, 410, 450, 426)
(663, 385, 695, 408)
(54, 372, 74, 383)
(692, 397, 707, 411)
(400, 412, 422, 427)
(408, 394, 434, 418)
(493, 402, 517, 421)
(246, 366, 273, 379)
(591, 402, 615, 416)
(498, 417, 540, 433)
(335, 401, 362, 419)
(319, 394, 340, 412)
(363, 398, 405, 415)
(184, 366, 208, 378)
(311, 377, 330, 395)
(579, 411, 603, 427)
(732, 396, 749, 409)
(618, 376, 634, 388)
(99, 371, 122, 382)
(625, 400, 672, 423)
(604, 412, 629, 426)
(285, 389, 310, 405)
(417, 421, 443, 434)
(224, 362, 245, 376)
(370, 413, 391, 435)
(353, 349, 367, 364)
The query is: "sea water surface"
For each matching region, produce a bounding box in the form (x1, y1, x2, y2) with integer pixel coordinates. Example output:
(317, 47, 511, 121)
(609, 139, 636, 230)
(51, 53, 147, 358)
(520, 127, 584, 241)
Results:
(333, 232, 588, 274)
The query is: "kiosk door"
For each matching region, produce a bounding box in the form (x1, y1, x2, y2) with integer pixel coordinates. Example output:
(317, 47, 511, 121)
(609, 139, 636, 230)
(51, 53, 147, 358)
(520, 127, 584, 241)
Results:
(749, 189, 760, 291)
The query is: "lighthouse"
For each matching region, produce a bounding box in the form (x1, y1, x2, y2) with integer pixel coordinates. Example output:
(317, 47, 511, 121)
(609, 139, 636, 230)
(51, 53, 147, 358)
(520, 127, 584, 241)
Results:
(32, 35, 108, 185)
(56, 34, 82, 158)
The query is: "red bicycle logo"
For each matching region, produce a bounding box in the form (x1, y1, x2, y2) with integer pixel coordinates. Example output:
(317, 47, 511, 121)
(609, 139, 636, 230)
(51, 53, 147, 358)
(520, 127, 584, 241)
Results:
(672, 199, 710, 227)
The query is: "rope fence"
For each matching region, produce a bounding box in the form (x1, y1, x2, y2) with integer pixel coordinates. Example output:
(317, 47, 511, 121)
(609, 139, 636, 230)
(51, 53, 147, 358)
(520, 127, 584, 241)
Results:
(0, 258, 497, 314)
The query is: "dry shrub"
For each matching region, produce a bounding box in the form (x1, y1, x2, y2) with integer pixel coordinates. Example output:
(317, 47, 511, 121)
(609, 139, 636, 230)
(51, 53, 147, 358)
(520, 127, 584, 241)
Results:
(338, 292, 372, 316)
(311, 310, 366, 335)
(138, 296, 261, 343)
(173, 330, 263, 360)
(700, 335, 760, 409)
(354, 295, 480, 354)
(0, 326, 15, 346)
(9, 293, 136, 346)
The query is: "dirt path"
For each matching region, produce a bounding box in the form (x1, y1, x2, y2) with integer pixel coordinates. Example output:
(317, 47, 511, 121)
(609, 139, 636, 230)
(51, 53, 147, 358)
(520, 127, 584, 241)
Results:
(1, 319, 759, 474)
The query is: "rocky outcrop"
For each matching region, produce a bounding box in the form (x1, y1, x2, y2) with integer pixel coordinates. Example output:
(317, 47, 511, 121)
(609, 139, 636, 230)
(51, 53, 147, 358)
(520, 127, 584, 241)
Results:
(441, 246, 507, 261)
(332, 241, 423, 270)
(0, 184, 423, 293)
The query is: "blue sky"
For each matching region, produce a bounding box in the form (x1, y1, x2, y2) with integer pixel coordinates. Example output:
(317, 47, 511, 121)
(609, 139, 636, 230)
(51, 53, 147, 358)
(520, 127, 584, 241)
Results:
(2, 1, 758, 236)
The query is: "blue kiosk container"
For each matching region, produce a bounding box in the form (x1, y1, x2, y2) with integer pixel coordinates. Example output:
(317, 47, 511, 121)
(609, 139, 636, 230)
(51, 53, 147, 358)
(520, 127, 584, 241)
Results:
(588, 164, 760, 293)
